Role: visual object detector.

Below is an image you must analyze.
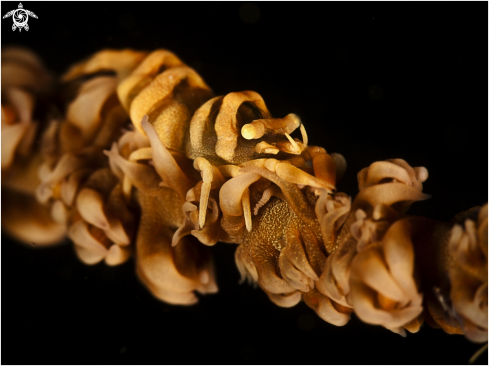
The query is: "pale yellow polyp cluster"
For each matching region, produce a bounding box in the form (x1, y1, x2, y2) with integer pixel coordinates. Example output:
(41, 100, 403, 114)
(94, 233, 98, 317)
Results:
(1, 47, 487, 342)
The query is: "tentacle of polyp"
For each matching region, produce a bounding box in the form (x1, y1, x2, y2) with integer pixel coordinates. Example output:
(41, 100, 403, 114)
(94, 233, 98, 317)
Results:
(265, 290, 302, 308)
(245, 201, 297, 295)
(317, 253, 352, 308)
(235, 243, 259, 285)
(141, 116, 194, 199)
(278, 227, 320, 292)
(60, 168, 93, 207)
(1, 189, 67, 245)
(354, 246, 412, 305)
(284, 229, 319, 282)
(50, 200, 69, 225)
(358, 159, 428, 192)
(68, 220, 109, 265)
(317, 234, 357, 307)
(349, 219, 424, 331)
(350, 208, 393, 252)
(354, 182, 431, 214)
(103, 183, 134, 245)
(136, 219, 214, 305)
(1, 88, 35, 169)
(255, 257, 296, 295)
(382, 220, 422, 308)
(117, 129, 151, 156)
(4, 87, 34, 123)
(66, 76, 118, 139)
(359, 161, 413, 190)
(302, 288, 351, 326)
(278, 251, 310, 292)
(387, 159, 428, 189)
(447, 204, 488, 342)
(316, 193, 351, 254)
(105, 244, 132, 266)
(76, 188, 111, 230)
(317, 160, 430, 313)
(172, 201, 199, 247)
(36, 153, 91, 203)
(2, 123, 30, 169)
(103, 147, 165, 196)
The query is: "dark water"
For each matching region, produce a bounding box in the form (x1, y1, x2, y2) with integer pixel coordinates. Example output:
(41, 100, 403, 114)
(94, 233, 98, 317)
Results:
(2, 3, 487, 364)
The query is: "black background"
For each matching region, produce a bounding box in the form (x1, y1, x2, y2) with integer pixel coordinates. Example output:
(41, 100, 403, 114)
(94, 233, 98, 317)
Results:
(2, 2, 488, 365)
